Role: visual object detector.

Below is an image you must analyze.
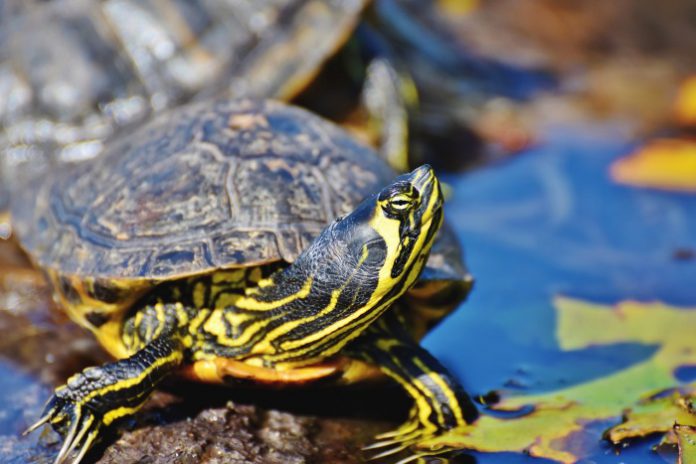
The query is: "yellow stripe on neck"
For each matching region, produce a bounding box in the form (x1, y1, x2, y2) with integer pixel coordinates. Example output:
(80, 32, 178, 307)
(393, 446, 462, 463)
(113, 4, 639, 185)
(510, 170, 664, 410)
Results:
(236, 276, 313, 311)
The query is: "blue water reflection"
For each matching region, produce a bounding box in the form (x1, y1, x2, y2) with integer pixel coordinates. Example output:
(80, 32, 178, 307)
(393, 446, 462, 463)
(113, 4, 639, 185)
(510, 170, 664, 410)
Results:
(425, 129, 694, 462)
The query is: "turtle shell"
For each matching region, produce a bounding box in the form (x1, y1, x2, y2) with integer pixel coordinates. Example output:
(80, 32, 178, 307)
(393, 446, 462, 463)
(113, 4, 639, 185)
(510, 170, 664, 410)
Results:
(12, 99, 396, 281)
(0, 0, 367, 206)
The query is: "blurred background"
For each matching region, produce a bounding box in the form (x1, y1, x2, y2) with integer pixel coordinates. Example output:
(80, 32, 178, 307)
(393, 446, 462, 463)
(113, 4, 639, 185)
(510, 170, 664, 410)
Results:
(1, 1, 695, 462)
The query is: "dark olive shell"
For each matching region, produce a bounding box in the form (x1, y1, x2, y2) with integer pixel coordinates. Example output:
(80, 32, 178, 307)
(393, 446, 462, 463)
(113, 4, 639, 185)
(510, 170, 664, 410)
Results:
(0, 0, 367, 203)
(12, 99, 396, 280)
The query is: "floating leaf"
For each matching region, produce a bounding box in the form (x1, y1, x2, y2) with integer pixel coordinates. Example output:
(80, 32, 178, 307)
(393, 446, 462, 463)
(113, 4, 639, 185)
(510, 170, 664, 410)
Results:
(610, 138, 696, 191)
(607, 393, 696, 444)
(674, 76, 696, 127)
(676, 424, 696, 464)
(437, 0, 480, 16)
(420, 298, 696, 463)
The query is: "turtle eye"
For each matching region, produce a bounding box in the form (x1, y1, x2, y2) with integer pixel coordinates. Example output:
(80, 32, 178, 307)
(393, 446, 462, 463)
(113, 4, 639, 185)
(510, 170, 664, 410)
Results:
(380, 182, 420, 217)
(389, 194, 415, 211)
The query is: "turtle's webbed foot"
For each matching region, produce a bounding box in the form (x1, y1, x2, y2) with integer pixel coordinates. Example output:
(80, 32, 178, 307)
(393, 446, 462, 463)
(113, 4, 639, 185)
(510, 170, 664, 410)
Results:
(24, 338, 182, 464)
(363, 422, 433, 462)
(24, 387, 101, 464)
(363, 409, 456, 463)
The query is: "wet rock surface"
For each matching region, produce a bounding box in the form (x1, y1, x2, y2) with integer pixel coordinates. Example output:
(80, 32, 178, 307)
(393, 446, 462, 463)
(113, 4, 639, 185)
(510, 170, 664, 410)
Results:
(94, 399, 384, 464)
(0, 240, 398, 464)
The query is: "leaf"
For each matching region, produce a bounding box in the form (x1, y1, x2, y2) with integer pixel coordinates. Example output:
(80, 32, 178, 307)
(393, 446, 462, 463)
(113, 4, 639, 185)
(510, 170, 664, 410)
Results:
(610, 138, 696, 192)
(609, 75, 696, 192)
(606, 393, 696, 443)
(674, 76, 696, 127)
(419, 297, 696, 463)
(437, 0, 480, 16)
(676, 424, 696, 464)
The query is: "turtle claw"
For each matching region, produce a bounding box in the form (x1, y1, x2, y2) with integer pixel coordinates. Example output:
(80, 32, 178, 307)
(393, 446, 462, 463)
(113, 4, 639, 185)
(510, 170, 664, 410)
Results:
(57, 416, 99, 464)
(23, 414, 52, 436)
(366, 443, 445, 464)
(362, 430, 422, 452)
(362, 437, 404, 451)
(364, 416, 455, 463)
(25, 393, 101, 464)
(393, 454, 431, 464)
(366, 442, 411, 460)
(54, 409, 99, 464)
(364, 423, 429, 461)
(373, 420, 418, 441)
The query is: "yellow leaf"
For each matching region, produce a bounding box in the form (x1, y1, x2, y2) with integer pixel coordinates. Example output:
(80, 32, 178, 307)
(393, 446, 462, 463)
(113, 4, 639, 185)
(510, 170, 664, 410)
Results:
(606, 394, 696, 443)
(421, 298, 696, 462)
(677, 424, 696, 464)
(437, 0, 480, 16)
(610, 138, 696, 192)
(674, 76, 696, 127)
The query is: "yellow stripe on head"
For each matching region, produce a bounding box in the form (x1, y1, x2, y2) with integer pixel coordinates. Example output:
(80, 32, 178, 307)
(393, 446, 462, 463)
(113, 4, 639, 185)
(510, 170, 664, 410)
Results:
(370, 165, 443, 299)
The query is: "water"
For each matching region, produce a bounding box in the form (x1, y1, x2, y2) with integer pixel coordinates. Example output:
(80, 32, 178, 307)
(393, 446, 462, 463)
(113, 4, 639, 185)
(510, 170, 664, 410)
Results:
(425, 128, 695, 462)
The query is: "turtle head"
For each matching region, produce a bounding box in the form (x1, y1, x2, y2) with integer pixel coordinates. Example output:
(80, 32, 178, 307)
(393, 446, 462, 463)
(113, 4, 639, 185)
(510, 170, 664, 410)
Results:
(369, 164, 444, 287)
(287, 164, 444, 299)
(233, 165, 445, 364)
(315, 165, 445, 301)
(376, 164, 443, 235)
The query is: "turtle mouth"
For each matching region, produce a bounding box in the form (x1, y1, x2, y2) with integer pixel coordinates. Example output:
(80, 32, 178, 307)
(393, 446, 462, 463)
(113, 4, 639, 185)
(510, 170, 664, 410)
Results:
(407, 206, 442, 242)
(410, 165, 443, 228)
(385, 165, 443, 247)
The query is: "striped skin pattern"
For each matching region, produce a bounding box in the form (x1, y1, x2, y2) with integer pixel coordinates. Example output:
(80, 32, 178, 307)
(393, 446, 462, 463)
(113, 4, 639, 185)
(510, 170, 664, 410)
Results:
(24, 336, 184, 464)
(26, 166, 474, 464)
(196, 166, 444, 368)
(348, 309, 479, 461)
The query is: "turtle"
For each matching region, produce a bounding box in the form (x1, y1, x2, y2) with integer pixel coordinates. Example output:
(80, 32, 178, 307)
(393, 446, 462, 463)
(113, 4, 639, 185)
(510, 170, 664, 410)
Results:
(0, 0, 368, 206)
(16, 98, 478, 464)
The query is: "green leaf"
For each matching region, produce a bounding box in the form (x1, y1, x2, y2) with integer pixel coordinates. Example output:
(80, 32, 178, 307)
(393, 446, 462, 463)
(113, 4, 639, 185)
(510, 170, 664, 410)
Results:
(676, 424, 696, 464)
(419, 297, 696, 463)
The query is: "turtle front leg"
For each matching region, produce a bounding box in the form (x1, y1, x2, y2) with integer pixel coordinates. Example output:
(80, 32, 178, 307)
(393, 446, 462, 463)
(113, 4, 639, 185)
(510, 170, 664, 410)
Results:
(25, 304, 187, 464)
(345, 311, 478, 461)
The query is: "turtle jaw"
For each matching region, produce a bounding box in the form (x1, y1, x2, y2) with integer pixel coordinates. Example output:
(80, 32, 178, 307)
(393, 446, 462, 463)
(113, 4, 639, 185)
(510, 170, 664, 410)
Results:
(378, 164, 444, 245)
(385, 165, 444, 275)
(408, 164, 443, 229)
(363, 165, 445, 310)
